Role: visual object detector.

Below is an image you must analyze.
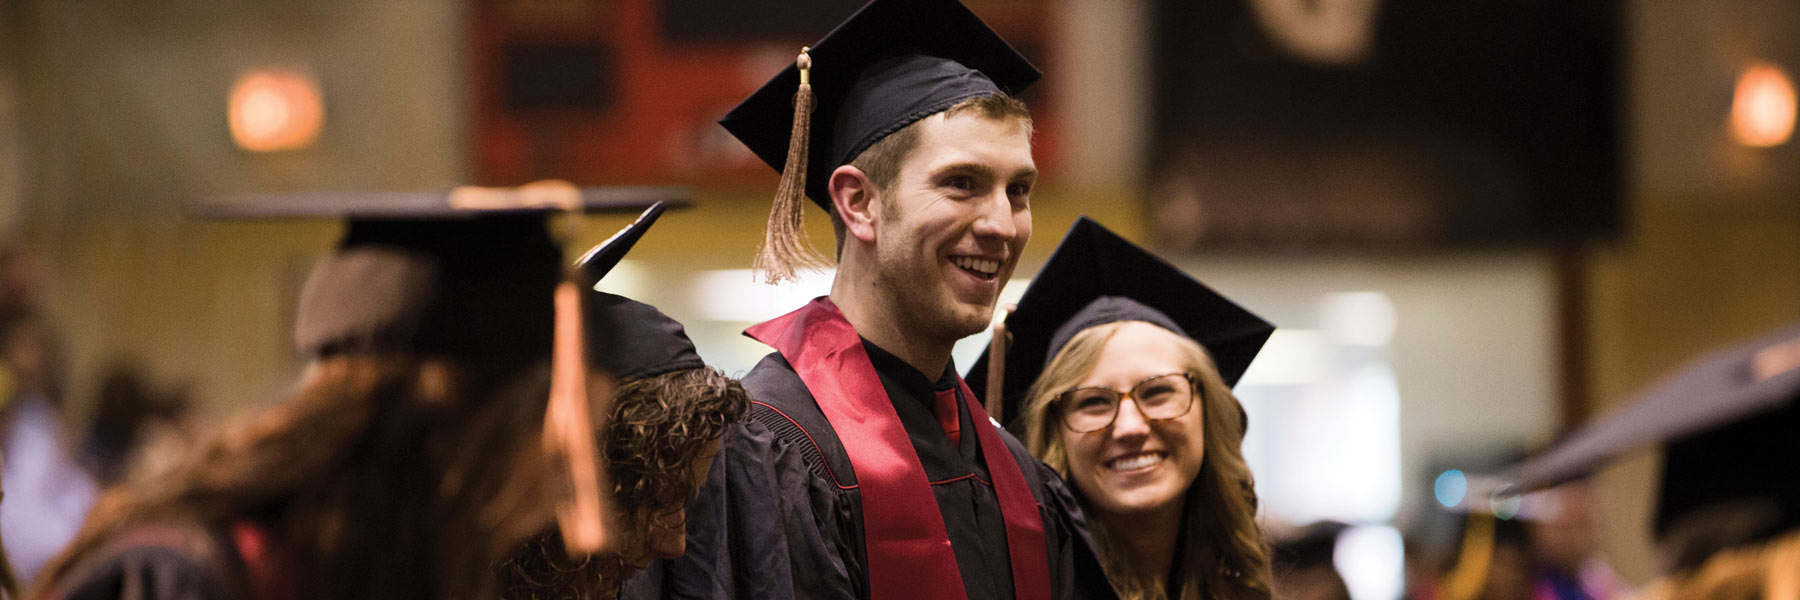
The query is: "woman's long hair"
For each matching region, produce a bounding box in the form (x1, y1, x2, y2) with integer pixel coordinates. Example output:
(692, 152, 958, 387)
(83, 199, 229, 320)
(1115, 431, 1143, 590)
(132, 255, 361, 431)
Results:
(1023, 322, 1272, 600)
(35, 356, 563, 600)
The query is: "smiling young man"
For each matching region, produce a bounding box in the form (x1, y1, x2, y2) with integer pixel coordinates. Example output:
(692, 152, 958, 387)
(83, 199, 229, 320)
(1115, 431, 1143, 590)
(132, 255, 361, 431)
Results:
(619, 1, 1111, 599)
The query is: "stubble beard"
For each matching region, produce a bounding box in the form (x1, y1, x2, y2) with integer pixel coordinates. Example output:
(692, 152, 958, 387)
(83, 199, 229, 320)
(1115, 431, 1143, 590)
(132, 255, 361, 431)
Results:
(871, 240, 991, 347)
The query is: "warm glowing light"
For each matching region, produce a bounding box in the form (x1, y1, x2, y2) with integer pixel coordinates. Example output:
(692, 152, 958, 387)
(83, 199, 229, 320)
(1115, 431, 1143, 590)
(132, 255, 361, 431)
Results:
(228, 69, 324, 152)
(1730, 62, 1796, 148)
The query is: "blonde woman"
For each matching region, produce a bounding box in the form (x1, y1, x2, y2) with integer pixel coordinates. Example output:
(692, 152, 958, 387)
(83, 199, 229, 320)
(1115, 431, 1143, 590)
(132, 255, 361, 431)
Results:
(972, 218, 1275, 599)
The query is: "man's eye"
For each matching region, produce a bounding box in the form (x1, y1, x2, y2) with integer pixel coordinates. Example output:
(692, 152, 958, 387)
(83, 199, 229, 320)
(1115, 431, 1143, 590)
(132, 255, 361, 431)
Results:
(1007, 183, 1031, 197)
(945, 176, 975, 191)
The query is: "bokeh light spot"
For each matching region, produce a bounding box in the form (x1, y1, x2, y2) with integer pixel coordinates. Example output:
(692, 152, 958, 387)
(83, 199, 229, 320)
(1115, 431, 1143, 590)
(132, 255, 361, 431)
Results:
(1434, 469, 1467, 508)
(228, 69, 324, 152)
(1730, 62, 1796, 148)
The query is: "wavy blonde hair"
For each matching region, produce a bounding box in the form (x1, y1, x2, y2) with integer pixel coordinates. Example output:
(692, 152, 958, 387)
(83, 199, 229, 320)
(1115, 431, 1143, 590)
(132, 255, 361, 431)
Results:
(1635, 528, 1800, 600)
(1023, 321, 1271, 600)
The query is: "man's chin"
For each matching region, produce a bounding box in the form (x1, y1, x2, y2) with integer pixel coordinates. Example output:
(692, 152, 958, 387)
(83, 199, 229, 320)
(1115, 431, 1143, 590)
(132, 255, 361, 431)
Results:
(943, 302, 997, 339)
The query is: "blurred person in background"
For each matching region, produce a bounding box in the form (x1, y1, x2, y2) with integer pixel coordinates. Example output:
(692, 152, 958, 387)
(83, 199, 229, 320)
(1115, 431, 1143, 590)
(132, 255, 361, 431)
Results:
(1269, 521, 1351, 600)
(500, 202, 749, 599)
(1404, 533, 1445, 600)
(78, 365, 198, 487)
(1436, 512, 1541, 600)
(1523, 481, 1625, 600)
(0, 308, 97, 588)
(994, 218, 1277, 599)
(646, 1, 1112, 598)
(1505, 322, 1800, 600)
(2, 454, 23, 600)
(0, 249, 42, 317)
(30, 188, 669, 600)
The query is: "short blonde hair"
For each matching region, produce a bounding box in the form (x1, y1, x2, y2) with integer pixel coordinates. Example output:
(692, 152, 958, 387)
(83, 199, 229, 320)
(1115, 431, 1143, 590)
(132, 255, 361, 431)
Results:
(829, 94, 1033, 254)
(848, 94, 1033, 194)
(1022, 321, 1272, 600)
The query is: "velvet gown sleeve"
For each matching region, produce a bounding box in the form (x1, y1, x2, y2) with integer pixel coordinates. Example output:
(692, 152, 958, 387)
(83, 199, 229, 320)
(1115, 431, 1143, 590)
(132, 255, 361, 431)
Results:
(41, 524, 241, 600)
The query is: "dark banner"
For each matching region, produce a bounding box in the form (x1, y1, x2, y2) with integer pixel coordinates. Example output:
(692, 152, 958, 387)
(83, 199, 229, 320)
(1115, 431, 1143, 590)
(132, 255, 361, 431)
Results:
(1149, 0, 1621, 251)
(471, 0, 1057, 188)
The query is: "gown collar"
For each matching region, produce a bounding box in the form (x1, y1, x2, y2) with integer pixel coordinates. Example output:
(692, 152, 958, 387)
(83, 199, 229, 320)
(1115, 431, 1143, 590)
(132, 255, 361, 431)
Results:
(862, 338, 960, 399)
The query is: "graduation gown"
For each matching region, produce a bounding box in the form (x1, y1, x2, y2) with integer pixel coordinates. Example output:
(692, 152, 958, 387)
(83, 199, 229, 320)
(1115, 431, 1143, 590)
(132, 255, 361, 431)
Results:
(622, 301, 1113, 600)
(40, 521, 296, 600)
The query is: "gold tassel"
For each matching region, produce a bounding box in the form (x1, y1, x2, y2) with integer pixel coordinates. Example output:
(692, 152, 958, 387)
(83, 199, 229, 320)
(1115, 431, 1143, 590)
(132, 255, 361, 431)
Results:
(1441, 513, 1496, 600)
(986, 304, 1015, 422)
(754, 48, 834, 284)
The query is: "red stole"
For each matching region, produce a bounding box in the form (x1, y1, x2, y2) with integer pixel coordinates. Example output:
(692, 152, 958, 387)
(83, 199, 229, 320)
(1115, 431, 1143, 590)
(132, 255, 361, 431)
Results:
(745, 297, 1050, 600)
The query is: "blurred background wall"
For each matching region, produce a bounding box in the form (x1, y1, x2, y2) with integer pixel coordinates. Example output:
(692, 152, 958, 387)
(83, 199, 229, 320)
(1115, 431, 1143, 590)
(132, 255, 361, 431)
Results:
(0, 0, 1796, 594)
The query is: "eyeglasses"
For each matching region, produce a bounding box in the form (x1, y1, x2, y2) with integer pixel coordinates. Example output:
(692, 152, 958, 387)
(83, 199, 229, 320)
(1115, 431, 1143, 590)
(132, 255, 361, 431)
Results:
(1055, 372, 1198, 433)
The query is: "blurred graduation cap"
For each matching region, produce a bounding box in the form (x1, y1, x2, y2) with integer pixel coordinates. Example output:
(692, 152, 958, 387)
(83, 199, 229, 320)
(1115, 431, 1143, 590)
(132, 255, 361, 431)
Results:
(576, 202, 706, 382)
(195, 182, 688, 365)
(1501, 320, 1800, 563)
(719, 0, 1040, 282)
(199, 180, 690, 554)
(965, 217, 1274, 427)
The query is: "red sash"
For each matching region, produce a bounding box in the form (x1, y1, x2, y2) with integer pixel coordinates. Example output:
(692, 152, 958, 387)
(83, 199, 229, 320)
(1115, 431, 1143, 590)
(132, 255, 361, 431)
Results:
(745, 297, 1050, 600)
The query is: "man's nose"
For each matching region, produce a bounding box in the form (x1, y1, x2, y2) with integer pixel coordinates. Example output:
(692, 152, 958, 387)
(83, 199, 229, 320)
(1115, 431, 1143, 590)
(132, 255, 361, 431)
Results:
(971, 191, 1017, 239)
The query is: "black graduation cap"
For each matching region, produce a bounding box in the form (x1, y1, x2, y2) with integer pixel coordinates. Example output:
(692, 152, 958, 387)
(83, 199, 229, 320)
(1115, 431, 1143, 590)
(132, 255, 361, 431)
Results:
(718, 0, 1040, 282)
(576, 202, 706, 382)
(966, 216, 1275, 427)
(1501, 321, 1800, 552)
(195, 183, 690, 366)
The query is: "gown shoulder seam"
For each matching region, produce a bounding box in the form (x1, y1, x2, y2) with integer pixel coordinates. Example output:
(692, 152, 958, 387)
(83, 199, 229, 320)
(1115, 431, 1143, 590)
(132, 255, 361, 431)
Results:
(751, 399, 858, 490)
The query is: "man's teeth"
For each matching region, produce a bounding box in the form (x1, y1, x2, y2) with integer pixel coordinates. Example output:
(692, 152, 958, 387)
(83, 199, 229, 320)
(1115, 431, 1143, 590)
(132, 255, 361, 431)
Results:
(1106, 452, 1164, 471)
(952, 256, 999, 275)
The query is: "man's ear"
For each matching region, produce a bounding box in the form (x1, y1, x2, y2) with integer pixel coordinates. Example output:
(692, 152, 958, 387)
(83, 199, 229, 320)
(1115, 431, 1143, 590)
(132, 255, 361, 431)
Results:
(829, 165, 878, 244)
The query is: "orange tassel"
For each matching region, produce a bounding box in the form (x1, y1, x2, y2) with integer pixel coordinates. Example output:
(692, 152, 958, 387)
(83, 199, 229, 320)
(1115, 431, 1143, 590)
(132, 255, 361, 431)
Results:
(546, 271, 615, 553)
(754, 48, 834, 284)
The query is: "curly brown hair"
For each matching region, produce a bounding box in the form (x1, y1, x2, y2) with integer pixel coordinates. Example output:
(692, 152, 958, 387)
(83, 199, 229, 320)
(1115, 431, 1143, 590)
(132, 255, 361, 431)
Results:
(497, 366, 749, 599)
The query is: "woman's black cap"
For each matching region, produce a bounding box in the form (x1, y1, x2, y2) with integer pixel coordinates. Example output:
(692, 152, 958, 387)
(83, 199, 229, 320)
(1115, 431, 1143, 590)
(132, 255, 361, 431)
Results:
(576, 202, 706, 382)
(966, 217, 1275, 425)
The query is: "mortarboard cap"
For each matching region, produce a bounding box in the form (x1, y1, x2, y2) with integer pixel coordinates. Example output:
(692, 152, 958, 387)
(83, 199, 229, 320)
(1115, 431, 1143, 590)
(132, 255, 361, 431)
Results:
(966, 217, 1275, 428)
(576, 202, 706, 382)
(719, 0, 1040, 282)
(201, 182, 688, 553)
(196, 182, 689, 367)
(1501, 321, 1800, 557)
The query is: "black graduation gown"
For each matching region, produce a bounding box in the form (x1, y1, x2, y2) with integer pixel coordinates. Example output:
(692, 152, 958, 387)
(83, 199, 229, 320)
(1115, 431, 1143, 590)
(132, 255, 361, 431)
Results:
(40, 522, 246, 600)
(621, 340, 1115, 600)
